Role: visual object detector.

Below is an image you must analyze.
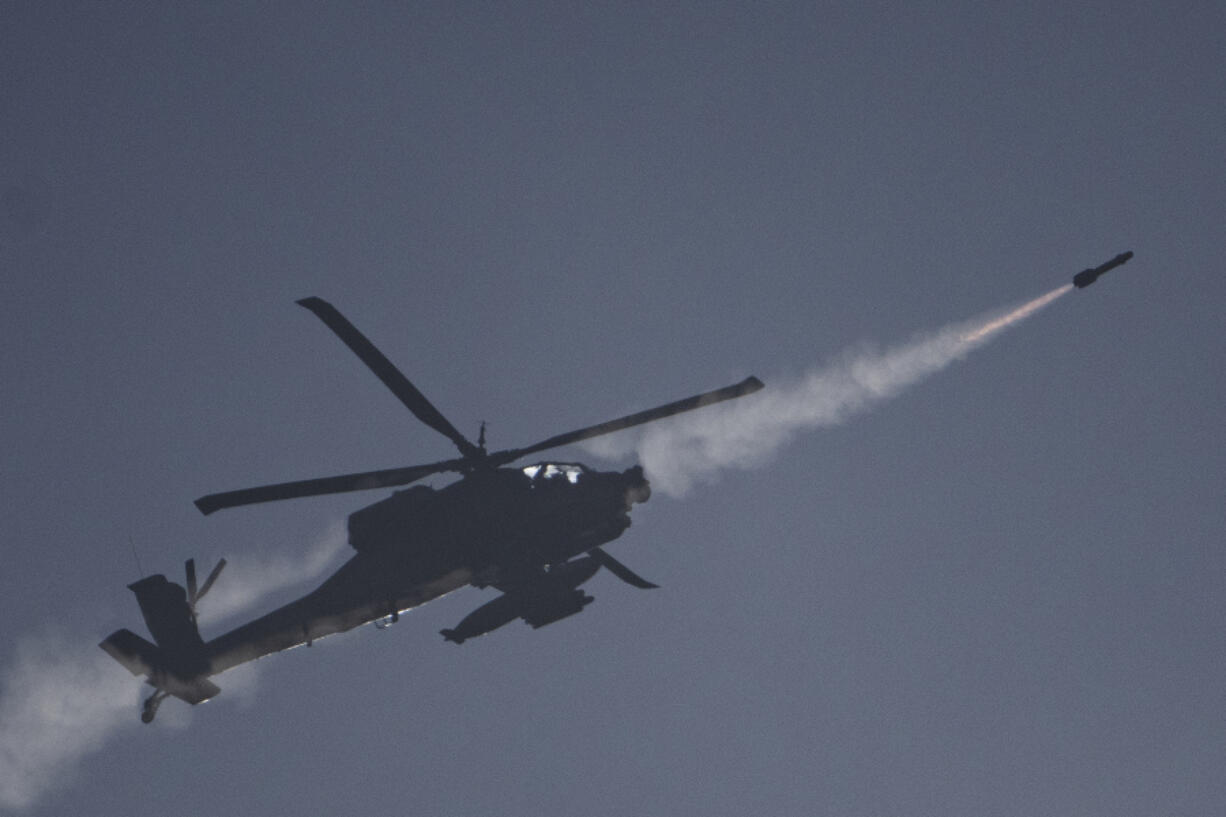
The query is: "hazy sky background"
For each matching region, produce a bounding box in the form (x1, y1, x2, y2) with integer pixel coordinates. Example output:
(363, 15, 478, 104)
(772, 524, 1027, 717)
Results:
(2, 3, 1223, 814)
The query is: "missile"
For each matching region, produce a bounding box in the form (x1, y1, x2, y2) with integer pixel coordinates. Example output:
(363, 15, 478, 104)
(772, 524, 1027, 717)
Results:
(1073, 251, 1133, 289)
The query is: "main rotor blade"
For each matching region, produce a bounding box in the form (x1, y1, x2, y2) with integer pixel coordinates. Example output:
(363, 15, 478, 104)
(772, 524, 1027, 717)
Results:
(297, 297, 480, 459)
(589, 546, 658, 589)
(194, 458, 465, 515)
(490, 376, 764, 465)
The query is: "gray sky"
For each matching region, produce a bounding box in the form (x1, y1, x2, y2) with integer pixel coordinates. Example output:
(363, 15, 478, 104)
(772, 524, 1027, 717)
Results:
(2, 3, 1223, 815)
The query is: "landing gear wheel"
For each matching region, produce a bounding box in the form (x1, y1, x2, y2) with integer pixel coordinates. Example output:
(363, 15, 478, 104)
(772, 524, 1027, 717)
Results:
(141, 689, 168, 724)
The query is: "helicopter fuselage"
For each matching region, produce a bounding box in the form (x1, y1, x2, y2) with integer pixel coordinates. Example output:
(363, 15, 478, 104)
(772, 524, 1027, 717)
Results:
(102, 296, 759, 722)
(202, 463, 650, 674)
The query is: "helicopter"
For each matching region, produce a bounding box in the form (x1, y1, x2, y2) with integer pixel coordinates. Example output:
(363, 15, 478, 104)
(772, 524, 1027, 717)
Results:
(101, 297, 763, 722)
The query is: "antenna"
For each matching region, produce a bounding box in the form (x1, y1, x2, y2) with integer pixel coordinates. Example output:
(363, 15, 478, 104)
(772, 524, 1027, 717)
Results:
(128, 534, 145, 578)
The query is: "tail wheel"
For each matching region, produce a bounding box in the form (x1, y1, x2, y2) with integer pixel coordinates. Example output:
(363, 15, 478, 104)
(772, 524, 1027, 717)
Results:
(141, 689, 169, 724)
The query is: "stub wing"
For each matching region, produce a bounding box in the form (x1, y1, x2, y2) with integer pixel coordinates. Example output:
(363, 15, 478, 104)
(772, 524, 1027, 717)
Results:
(441, 558, 603, 644)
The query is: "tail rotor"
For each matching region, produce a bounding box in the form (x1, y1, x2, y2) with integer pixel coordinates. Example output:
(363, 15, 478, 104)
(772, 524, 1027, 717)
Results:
(185, 557, 227, 624)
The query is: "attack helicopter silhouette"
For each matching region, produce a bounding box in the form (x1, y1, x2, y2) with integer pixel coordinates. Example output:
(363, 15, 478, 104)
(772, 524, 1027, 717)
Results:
(101, 297, 763, 722)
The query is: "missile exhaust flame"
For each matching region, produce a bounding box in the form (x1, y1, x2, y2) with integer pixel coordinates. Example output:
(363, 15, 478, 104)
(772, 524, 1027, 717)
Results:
(959, 284, 1072, 345)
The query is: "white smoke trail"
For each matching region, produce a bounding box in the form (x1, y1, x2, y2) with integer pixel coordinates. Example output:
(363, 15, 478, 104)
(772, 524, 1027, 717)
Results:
(0, 634, 139, 811)
(0, 521, 349, 812)
(622, 285, 1073, 495)
(196, 519, 348, 627)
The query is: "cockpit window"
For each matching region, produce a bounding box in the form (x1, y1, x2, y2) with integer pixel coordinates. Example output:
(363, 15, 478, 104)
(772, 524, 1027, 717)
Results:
(522, 463, 585, 484)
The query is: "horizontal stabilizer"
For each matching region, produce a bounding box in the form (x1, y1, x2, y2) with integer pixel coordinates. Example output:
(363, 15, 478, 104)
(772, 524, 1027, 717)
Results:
(100, 629, 158, 677)
(165, 676, 221, 706)
(100, 629, 221, 705)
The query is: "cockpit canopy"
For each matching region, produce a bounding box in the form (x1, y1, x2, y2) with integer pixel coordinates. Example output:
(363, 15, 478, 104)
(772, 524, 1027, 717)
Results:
(521, 462, 588, 484)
